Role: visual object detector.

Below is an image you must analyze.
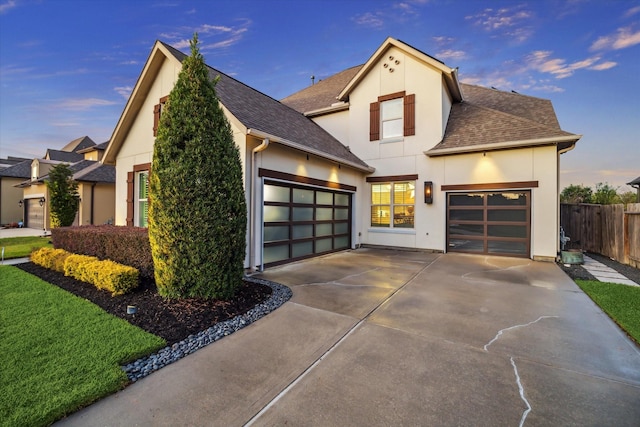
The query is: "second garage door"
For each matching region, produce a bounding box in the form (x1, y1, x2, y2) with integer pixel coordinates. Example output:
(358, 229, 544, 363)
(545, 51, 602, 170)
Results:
(447, 190, 531, 257)
(25, 198, 44, 230)
(263, 181, 352, 267)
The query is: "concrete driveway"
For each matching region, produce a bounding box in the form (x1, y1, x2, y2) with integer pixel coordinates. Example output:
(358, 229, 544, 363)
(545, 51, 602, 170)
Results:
(58, 249, 640, 426)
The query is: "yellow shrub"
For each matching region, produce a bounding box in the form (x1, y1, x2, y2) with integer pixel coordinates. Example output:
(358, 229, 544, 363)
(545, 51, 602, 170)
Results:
(95, 260, 139, 296)
(31, 248, 70, 272)
(64, 254, 99, 281)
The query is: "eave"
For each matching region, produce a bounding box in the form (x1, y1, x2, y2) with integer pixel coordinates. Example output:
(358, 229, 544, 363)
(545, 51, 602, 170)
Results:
(425, 135, 582, 157)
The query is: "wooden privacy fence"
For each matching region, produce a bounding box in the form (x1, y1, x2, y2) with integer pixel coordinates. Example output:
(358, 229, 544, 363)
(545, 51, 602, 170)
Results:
(560, 203, 640, 268)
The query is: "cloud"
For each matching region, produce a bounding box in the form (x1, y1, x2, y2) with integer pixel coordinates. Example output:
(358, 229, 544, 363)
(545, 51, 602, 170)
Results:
(164, 19, 252, 52)
(436, 49, 467, 60)
(114, 86, 133, 99)
(590, 25, 640, 51)
(524, 50, 614, 79)
(353, 12, 384, 28)
(624, 6, 640, 18)
(0, 0, 16, 14)
(466, 6, 534, 43)
(55, 98, 117, 111)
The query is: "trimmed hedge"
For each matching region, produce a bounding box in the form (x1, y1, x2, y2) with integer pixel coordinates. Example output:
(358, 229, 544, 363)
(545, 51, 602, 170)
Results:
(31, 247, 139, 296)
(51, 225, 153, 278)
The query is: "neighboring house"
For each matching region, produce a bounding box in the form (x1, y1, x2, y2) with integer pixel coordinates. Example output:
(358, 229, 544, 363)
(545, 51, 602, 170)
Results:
(104, 37, 580, 270)
(0, 159, 31, 225)
(15, 139, 115, 230)
(628, 177, 640, 202)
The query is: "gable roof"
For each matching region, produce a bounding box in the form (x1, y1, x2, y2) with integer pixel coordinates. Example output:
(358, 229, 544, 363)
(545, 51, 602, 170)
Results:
(45, 149, 84, 162)
(628, 177, 640, 186)
(104, 41, 372, 172)
(61, 136, 95, 152)
(0, 159, 31, 179)
(338, 37, 462, 103)
(281, 65, 363, 114)
(426, 84, 581, 156)
(73, 161, 115, 183)
(77, 141, 109, 154)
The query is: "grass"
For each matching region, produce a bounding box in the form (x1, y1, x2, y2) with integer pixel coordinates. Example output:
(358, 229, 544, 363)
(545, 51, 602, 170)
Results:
(576, 279, 640, 344)
(0, 266, 166, 427)
(0, 235, 52, 259)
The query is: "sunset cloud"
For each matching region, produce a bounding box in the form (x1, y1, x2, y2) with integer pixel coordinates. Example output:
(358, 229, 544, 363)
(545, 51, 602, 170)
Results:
(590, 26, 640, 51)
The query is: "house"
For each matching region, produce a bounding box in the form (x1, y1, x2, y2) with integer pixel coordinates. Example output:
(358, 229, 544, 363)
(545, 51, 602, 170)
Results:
(628, 177, 640, 202)
(103, 37, 580, 270)
(0, 158, 31, 225)
(14, 138, 115, 230)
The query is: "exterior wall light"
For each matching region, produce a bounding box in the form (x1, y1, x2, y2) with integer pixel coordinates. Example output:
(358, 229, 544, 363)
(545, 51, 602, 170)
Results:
(39, 197, 46, 207)
(18, 199, 23, 208)
(424, 181, 433, 204)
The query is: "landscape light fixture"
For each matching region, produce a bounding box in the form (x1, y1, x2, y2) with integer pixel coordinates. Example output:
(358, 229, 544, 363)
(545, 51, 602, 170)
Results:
(424, 181, 433, 204)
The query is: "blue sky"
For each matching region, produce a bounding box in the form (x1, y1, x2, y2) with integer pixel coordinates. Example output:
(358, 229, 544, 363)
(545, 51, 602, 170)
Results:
(0, 0, 638, 191)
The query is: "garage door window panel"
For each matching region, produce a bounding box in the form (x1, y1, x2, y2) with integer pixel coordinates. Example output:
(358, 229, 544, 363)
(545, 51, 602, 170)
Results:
(263, 180, 351, 267)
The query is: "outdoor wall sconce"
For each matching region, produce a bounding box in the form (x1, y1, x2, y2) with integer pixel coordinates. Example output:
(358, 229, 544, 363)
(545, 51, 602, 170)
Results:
(18, 199, 23, 208)
(424, 181, 433, 204)
(39, 197, 45, 207)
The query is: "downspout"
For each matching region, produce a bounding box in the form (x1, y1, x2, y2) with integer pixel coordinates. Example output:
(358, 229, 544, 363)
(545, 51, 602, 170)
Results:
(90, 183, 96, 225)
(249, 138, 270, 272)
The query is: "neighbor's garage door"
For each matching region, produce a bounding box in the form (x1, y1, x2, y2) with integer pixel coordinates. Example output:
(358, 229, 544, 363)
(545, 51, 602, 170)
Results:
(26, 198, 44, 230)
(263, 181, 352, 267)
(447, 191, 530, 257)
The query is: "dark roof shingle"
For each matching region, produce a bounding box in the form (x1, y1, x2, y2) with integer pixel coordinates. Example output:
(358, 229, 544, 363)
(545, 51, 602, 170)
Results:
(161, 43, 370, 170)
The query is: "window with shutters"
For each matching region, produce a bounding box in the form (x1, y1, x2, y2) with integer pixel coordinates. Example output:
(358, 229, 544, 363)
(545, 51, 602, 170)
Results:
(136, 171, 149, 227)
(152, 95, 169, 137)
(370, 91, 415, 141)
(126, 163, 150, 227)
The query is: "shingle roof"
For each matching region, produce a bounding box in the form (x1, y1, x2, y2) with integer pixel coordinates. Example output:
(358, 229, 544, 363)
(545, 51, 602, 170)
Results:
(161, 43, 370, 171)
(73, 162, 115, 183)
(627, 177, 640, 186)
(0, 160, 31, 178)
(61, 135, 96, 152)
(77, 141, 109, 154)
(281, 65, 363, 113)
(46, 149, 84, 162)
(427, 84, 579, 154)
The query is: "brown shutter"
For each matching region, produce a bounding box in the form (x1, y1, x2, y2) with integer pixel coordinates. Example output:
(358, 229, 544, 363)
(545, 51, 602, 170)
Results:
(404, 94, 415, 136)
(153, 104, 161, 136)
(126, 171, 134, 226)
(370, 101, 380, 141)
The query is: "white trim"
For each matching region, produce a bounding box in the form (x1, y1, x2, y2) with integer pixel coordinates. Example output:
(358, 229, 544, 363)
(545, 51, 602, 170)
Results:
(425, 135, 582, 157)
(368, 228, 416, 235)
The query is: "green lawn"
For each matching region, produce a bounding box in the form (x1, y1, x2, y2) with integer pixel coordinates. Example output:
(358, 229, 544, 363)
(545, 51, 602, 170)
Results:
(0, 235, 52, 259)
(0, 266, 166, 427)
(576, 279, 640, 344)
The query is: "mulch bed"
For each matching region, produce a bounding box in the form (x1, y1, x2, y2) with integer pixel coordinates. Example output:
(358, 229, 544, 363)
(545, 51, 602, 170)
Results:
(15, 263, 272, 346)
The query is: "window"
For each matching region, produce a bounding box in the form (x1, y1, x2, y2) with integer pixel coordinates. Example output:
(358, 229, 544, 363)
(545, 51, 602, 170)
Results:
(126, 163, 151, 227)
(136, 171, 149, 227)
(381, 98, 403, 139)
(371, 181, 415, 228)
(370, 91, 415, 141)
(153, 95, 169, 136)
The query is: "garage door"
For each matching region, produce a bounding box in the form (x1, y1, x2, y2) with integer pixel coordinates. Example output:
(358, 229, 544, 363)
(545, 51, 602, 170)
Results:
(447, 191, 530, 257)
(26, 198, 44, 230)
(263, 181, 352, 267)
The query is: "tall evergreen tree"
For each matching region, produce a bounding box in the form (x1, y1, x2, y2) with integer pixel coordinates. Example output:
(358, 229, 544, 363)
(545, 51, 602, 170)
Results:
(47, 163, 80, 227)
(149, 34, 247, 299)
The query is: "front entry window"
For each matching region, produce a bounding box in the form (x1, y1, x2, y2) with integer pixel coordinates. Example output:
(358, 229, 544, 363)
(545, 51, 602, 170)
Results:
(371, 181, 415, 228)
(136, 171, 149, 227)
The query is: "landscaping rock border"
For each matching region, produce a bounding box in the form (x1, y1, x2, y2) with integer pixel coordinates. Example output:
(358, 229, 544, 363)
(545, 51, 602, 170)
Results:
(122, 277, 292, 382)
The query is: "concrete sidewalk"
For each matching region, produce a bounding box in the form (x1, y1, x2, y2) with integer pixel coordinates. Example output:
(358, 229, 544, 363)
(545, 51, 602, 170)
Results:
(56, 249, 640, 426)
(582, 255, 639, 286)
(0, 227, 49, 238)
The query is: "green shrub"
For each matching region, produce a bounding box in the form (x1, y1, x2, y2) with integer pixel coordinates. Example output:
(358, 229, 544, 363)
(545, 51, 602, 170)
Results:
(149, 34, 246, 299)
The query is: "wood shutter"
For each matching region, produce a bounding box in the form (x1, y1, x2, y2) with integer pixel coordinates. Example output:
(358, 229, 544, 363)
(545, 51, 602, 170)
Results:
(369, 101, 380, 141)
(404, 94, 415, 136)
(152, 104, 161, 136)
(126, 171, 134, 226)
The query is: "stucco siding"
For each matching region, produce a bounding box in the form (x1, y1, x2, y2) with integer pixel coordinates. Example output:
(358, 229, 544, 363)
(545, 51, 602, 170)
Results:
(1, 178, 24, 224)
